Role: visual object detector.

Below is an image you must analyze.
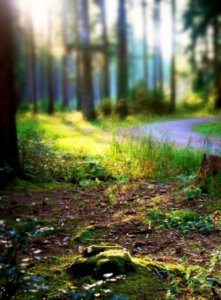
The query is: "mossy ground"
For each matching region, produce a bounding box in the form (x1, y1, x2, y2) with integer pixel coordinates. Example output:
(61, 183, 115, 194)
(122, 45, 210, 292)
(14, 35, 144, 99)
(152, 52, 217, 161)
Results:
(1, 177, 221, 299)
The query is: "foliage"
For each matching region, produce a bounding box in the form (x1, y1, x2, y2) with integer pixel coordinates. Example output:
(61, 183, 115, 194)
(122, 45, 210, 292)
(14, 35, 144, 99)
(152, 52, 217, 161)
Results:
(0, 219, 47, 299)
(100, 98, 113, 116)
(148, 208, 221, 234)
(115, 99, 129, 119)
(131, 85, 169, 114)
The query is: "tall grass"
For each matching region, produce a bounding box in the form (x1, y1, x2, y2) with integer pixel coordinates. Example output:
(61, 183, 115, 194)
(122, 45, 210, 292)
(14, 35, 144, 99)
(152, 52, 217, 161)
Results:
(105, 135, 202, 180)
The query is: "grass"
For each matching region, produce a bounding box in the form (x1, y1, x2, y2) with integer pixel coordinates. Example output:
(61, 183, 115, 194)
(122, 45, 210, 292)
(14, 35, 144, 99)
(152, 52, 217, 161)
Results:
(16, 111, 206, 185)
(193, 120, 221, 136)
(17, 111, 214, 156)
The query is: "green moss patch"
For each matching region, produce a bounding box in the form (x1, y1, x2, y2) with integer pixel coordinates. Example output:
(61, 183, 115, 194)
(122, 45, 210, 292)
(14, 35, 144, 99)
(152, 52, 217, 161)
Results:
(67, 246, 135, 278)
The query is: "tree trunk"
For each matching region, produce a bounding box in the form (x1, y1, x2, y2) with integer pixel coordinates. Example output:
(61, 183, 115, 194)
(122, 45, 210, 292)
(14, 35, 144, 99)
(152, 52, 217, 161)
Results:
(153, 0, 163, 93)
(117, 0, 128, 100)
(141, 0, 149, 89)
(76, 51, 82, 111)
(62, 0, 69, 108)
(213, 17, 221, 109)
(99, 0, 110, 98)
(47, 11, 54, 115)
(0, 0, 19, 176)
(170, 0, 176, 112)
(79, 0, 96, 119)
(28, 13, 38, 113)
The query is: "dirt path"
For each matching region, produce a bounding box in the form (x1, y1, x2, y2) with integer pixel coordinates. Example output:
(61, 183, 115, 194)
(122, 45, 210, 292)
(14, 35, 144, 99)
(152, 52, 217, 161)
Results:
(120, 117, 221, 154)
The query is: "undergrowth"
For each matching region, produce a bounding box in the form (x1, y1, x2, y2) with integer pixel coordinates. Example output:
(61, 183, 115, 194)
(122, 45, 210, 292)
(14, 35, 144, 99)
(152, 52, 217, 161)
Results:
(16, 128, 203, 185)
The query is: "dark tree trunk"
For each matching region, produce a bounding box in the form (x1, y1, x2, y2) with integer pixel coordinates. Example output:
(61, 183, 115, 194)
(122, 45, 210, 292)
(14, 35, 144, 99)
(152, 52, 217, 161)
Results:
(141, 0, 149, 89)
(0, 0, 19, 176)
(62, 0, 69, 108)
(79, 0, 96, 119)
(62, 55, 69, 108)
(153, 0, 163, 93)
(74, 0, 82, 111)
(47, 12, 54, 115)
(99, 0, 110, 98)
(28, 14, 38, 113)
(76, 51, 82, 111)
(170, 0, 176, 112)
(117, 0, 128, 100)
(213, 17, 221, 109)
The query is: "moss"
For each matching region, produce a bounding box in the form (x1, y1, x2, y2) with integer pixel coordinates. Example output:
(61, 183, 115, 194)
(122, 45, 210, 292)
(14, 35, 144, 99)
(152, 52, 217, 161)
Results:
(72, 226, 97, 243)
(18, 255, 77, 300)
(110, 266, 165, 300)
(67, 247, 135, 278)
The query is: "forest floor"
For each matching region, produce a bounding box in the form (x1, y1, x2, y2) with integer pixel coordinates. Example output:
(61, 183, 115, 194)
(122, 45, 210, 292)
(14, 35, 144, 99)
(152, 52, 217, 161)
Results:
(1, 113, 221, 299)
(1, 177, 221, 299)
(119, 117, 221, 154)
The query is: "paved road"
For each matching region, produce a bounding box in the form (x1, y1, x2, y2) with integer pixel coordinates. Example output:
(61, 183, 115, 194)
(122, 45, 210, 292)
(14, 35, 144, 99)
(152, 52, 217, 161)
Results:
(119, 117, 221, 154)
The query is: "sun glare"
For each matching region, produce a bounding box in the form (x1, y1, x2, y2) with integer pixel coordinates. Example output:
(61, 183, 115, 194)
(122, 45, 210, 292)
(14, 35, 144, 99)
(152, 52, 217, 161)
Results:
(16, 0, 59, 35)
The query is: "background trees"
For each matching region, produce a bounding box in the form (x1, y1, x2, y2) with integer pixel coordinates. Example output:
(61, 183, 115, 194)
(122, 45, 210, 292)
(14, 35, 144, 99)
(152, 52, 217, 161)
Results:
(4, 0, 221, 123)
(183, 0, 221, 108)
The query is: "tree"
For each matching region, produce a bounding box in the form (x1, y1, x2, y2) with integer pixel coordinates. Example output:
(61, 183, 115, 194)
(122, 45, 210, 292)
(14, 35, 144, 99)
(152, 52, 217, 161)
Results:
(62, 0, 69, 108)
(28, 11, 38, 113)
(78, 0, 96, 119)
(97, 0, 110, 98)
(0, 0, 19, 177)
(170, 0, 176, 112)
(47, 9, 55, 115)
(117, 0, 128, 100)
(183, 0, 221, 108)
(141, 0, 149, 89)
(153, 0, 163, 93)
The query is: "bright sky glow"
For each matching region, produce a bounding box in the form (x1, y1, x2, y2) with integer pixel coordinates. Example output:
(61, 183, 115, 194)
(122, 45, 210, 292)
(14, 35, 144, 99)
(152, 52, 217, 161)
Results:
(16, 0, 188, 59)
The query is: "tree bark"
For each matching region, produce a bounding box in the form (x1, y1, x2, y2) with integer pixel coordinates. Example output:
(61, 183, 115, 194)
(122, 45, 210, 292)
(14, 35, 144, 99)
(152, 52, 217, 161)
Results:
(47, 11, 54, 115)
(79, 0, 96, 119)
(141, 0, 149, 89)
(99, 0, 110, 98)
(170, 0, 176, 112)
(62, 0, 69, 108)
(153, 0, 163, 93)
(28, 13, 38, 113)
(117, 0, 128, 100)
(0, 0, 19, 175)
(213, 17, 221, 109)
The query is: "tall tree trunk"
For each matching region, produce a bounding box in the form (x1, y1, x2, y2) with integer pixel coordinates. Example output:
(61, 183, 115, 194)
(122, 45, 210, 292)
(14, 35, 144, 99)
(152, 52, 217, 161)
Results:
(47, 11, 54, 115)
(153, 0, 163, 93)
(99, 0, 110, 98)
(213, 17, 221, 109)
(117, 0, 128, 100)
(170, 0, 176, 112)
(79, 0, 96, 119)
(74, 0, 82, 111)
(28, 14, 38, 114)
(141, 0, 149, 89)
(76, 51, 82, 111)
(62, 0, 69, 108)
(0, 0, 19, 176)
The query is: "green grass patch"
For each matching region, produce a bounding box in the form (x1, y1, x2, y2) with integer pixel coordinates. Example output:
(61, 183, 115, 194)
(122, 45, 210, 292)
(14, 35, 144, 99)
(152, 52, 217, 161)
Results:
(193, 121, 221, 136)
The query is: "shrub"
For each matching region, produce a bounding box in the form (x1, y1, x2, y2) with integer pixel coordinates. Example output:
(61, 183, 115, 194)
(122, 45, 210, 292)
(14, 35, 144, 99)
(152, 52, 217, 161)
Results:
(131, 85, 169, 114)
(115, 99, 129, 119)
(100, 98, 113, 116)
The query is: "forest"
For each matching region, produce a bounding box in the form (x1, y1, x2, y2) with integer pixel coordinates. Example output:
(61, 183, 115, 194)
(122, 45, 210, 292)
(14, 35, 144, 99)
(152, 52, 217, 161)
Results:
(0, 0, 221, 299)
